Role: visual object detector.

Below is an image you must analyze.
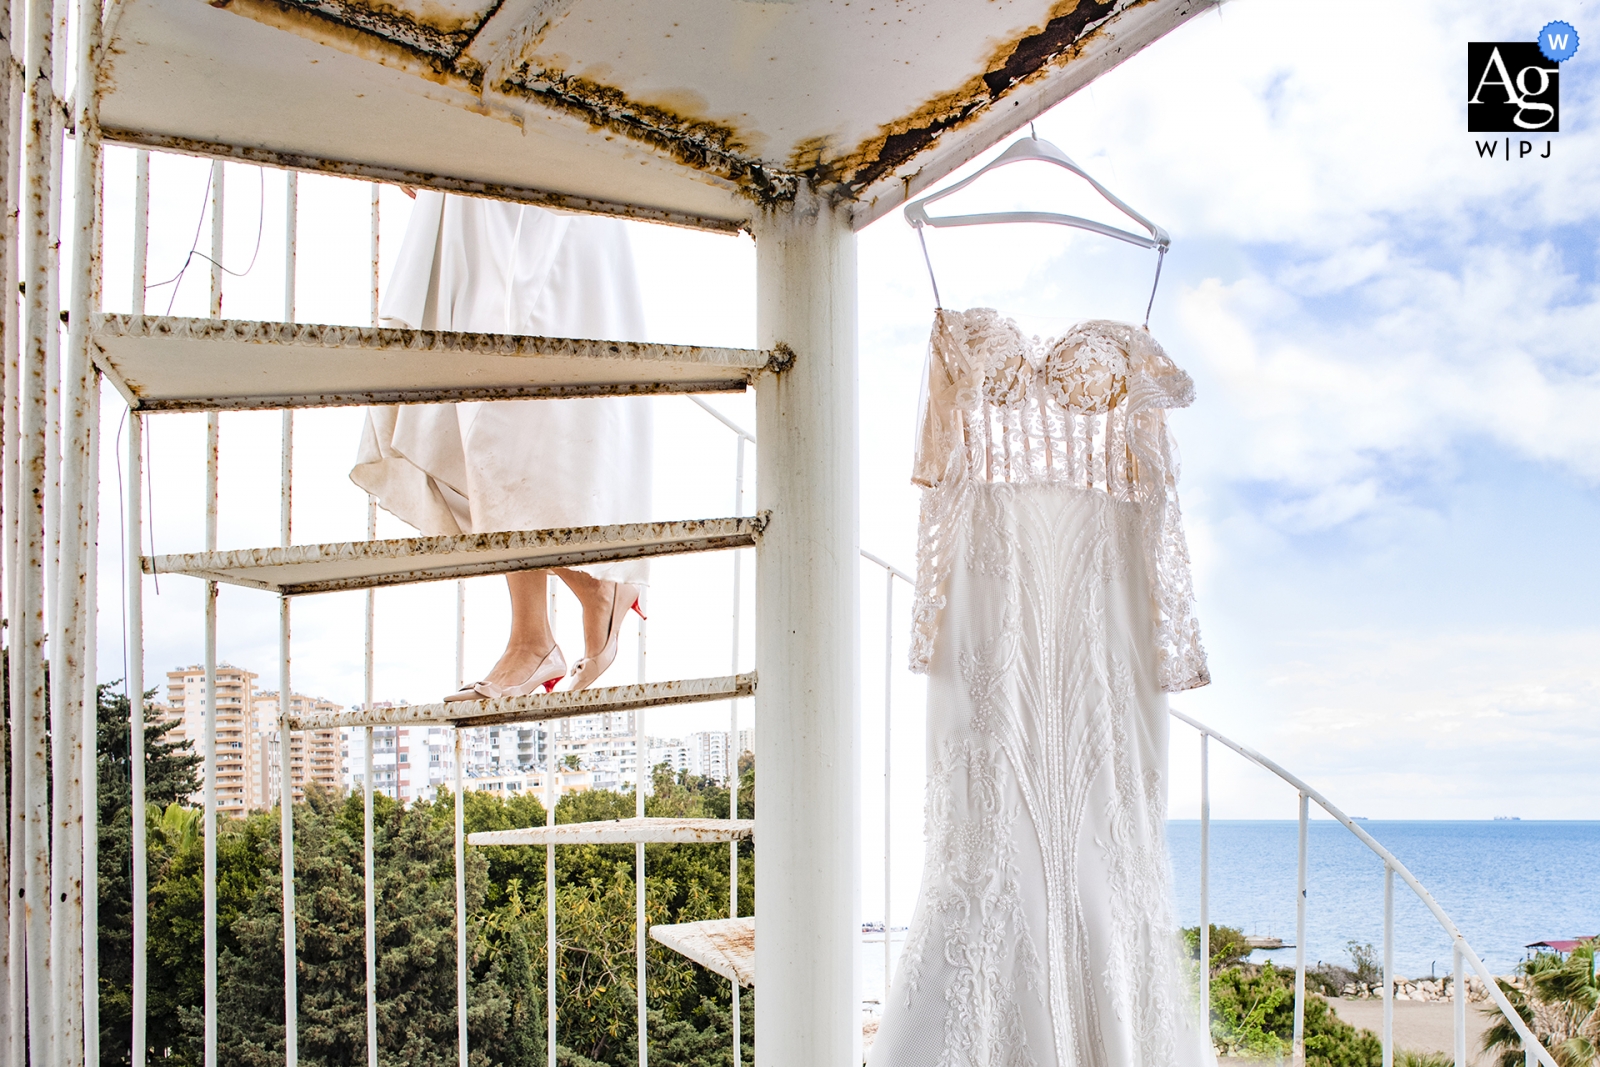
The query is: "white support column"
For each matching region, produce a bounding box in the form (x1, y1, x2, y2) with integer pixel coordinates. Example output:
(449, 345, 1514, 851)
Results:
(4, 16, 24, 1060)
(127, 414, 146, 1067)
(52, 0, 97, 1051)
(20, 5, 52, 1062)
(753, 184, 860, 1067)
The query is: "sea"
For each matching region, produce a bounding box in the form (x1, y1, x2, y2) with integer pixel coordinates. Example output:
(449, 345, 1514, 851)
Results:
(862, 820, 1600, 1003)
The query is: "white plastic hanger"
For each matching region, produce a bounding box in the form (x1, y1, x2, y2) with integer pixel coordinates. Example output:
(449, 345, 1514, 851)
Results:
(904, 129, 1170, 324)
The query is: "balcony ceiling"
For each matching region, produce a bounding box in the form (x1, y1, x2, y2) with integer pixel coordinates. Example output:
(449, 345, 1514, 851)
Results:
(99, 0, 1207, 232)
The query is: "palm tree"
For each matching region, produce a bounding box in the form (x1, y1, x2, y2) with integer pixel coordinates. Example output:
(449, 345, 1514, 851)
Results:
(1483, 944, 1598, 1067)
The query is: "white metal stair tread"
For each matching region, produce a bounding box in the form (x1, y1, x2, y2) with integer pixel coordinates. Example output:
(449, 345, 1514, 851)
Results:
(650, 917, 754, 988)
(468, 818, 754, 847)
(92, 314, 780, 412)
(143, 515, 765, 595)
(287, 672, 756, 730)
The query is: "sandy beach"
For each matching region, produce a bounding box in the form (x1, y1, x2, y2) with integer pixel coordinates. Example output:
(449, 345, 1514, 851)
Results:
(1330, 998, 1497, 1065)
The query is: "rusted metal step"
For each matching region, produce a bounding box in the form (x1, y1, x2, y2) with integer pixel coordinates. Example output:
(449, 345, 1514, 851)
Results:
(93, 314, 783, 412)
(288, 672, 755, 730)
(144, 515, 765, 596)
(468, 818, 754, 847)
(650, 917, 755, 987)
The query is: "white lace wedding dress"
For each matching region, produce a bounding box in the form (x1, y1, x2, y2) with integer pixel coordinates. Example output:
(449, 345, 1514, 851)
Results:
(869, 310, 1212, 1067)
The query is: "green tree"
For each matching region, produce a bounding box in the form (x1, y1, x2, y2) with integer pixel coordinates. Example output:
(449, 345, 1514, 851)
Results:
(95, 682, 203, 1066)
(1484, 945, 1598, 1067)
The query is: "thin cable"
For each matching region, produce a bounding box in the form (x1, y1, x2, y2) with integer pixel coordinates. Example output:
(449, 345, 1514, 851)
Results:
(915, 226, 943, 309)
(1143, 245, 1166, 329)
(149, 168, 267, 312)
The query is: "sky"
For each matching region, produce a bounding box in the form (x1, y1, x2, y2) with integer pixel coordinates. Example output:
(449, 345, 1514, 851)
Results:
(83, 0, 1600, 928)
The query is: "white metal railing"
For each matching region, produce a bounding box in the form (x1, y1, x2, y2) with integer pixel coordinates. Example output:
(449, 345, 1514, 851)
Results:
(1172, 709, 1556, 1067)
(109, 149, 755, 1067)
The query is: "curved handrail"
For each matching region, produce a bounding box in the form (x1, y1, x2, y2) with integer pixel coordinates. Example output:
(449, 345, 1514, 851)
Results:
(1169, 708, 1555, 1067)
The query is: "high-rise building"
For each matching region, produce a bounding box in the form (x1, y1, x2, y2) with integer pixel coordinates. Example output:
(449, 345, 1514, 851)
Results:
(254, 690, 344, 805)
(160, 664, 260, 817)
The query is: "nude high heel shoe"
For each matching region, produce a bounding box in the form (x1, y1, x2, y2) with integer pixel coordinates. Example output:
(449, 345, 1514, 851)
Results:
(444, 645, 567, 702)
(561, 582, 644, 692)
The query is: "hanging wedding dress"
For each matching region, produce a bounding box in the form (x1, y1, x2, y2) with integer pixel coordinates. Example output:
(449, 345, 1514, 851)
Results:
(870, 310, 1211, 1067)
(351, 192, 651, 582)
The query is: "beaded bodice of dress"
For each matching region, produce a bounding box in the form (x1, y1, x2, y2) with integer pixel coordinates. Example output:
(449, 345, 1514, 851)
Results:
(909, 309, 1209, 692)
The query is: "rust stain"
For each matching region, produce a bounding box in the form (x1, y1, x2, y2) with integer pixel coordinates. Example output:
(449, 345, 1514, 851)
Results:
(504, 66, 798, 201)
(262, 0, 481, 60)
(822, 0, 1121, 196)
(201, 0, 1139, 208)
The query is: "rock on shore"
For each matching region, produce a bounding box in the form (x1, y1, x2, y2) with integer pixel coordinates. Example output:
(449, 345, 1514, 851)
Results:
(1340, 974, 1515, 1003)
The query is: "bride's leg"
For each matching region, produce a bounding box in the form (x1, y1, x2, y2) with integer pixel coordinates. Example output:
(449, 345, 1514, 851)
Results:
(550, 568, 642, 690)
(549, 567, 613, 658)
(479, 569, 557, 687)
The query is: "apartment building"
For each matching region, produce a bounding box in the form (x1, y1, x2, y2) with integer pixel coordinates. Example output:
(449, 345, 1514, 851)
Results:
(646, 729, 749, 786)
(254, 690, 344, 805)
(161, 665, 259, 817)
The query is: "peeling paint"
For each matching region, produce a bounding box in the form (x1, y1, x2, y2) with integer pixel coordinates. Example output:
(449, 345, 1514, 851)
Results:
(506, 67, 800, 202)
(827, 0, 1121, 195)
(200, 0, 1151, 210)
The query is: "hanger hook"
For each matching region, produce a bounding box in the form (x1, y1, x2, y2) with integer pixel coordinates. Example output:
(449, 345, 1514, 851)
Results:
(1030, 122, 1038, 140)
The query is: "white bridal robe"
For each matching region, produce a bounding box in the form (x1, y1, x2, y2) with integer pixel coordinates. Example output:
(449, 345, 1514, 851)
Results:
(351, 192, 651, 582)
(870, 312, 1214, 1067)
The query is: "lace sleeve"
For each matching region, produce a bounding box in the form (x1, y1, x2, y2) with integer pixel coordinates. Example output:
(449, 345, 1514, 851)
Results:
(908, 315, 982, 672)
(1126, 332, 1209, 692)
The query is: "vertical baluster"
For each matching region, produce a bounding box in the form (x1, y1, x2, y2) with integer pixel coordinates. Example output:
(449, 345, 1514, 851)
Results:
(126, 183, 148, 1067)
(283, 171, 296, 322)
(545, 712, 557, 1067)
(278, 592, 297, 1067)
(80, 376, 100, 1067)
(1293, 792, 1307, 1067)
(202, 413, 218, 1067)
(132, 152, 147, 313)
(455, 728, 467, 1067)
(455, 581, 465, 691)
(369, 183, 379, 326)
(882, 565, 893, 1010)
(363, 494, 377, 1067)
(1198, 733, 1210, 1046)
(728, 433, 744, 1066)
(1382, 864, 1394, 1067)
(1453, 943, 1465, 1067)
(636, 615, 648, 1067)
(127, 411, 145, 1067)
